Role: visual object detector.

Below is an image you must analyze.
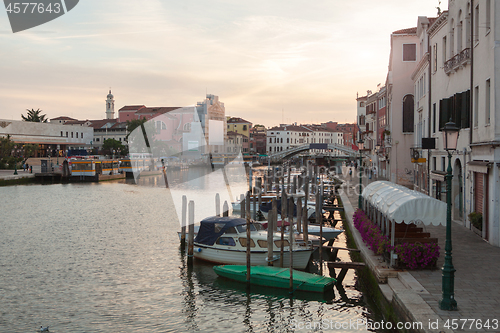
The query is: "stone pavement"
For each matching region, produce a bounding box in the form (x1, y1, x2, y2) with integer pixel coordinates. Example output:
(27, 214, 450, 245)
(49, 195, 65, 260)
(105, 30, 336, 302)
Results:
(337, 166, 500, 333)
(0, 169, 35, 181)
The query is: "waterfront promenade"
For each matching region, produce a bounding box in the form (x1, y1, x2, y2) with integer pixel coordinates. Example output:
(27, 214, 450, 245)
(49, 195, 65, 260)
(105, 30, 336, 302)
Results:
(0, 169, 35, 181)
(339, 168, 500, 333)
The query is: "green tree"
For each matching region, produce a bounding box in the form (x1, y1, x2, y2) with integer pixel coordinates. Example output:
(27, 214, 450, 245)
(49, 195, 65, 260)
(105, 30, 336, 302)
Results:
(23, 143, 38, 158)
(22, 108, 48, 122)
(0, 135, 21, 169)
(125, 118, 148, 141)
(101, 138, 127, 157)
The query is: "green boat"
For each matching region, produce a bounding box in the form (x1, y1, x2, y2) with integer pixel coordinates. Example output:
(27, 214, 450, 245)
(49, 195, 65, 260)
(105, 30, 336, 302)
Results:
(213, 265, 336, 293)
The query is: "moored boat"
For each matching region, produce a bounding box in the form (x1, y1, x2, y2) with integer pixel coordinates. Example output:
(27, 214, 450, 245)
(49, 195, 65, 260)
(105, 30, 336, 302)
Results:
(213, 265, 336, 293)
(192, 216, 313, 269)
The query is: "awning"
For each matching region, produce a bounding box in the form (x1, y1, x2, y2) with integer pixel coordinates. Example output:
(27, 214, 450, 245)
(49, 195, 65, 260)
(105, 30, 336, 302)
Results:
(430, 170, 447, 181)
(467, 160, 491, 174)
(361, 181, 446, 226)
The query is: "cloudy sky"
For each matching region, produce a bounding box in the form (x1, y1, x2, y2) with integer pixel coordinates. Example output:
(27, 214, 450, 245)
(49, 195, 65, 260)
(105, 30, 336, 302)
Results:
(0, 0, 445, 127)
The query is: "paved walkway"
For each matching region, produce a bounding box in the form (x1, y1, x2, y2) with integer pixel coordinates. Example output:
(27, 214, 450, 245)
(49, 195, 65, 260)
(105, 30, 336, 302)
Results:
(338, 167, 500, 332)
(0, 169, 35, 181)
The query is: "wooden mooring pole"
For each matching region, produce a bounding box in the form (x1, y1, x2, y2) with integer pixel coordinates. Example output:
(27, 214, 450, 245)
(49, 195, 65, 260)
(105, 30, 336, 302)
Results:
(215, 193, 220, 217)
(245, 191, 251, 286)
(288, 196, 294, 292)
(181, 195, 187, 249)
(187, 200, 195, 264)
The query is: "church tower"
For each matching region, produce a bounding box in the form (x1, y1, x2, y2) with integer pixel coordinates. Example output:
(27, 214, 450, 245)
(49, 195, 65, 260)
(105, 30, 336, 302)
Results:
(106, 90, 115, 119)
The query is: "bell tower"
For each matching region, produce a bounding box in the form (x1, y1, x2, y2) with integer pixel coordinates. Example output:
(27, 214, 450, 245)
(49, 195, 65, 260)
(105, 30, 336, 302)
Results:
(106, 89, 115, 119)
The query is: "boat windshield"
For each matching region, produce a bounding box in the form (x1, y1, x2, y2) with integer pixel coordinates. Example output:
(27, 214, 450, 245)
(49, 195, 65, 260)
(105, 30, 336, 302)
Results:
(236, 223, 263, 233)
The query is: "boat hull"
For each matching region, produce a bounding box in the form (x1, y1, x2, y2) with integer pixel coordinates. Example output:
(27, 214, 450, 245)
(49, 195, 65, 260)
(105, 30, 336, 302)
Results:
(213, 265, 335, 293)
(193, 243, 312, 270)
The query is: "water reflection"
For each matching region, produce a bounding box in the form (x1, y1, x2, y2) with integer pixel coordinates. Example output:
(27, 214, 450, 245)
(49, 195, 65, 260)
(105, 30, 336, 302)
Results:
(177, 246, 376, 332)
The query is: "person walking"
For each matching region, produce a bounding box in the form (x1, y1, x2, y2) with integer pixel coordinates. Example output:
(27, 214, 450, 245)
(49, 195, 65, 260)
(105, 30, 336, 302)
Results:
(349, 167, 352, 181)
(373, 166, 377, 180)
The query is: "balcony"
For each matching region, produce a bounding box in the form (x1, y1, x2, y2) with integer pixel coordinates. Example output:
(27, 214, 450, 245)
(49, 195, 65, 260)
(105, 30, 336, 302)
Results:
(444, 48, 471, 75)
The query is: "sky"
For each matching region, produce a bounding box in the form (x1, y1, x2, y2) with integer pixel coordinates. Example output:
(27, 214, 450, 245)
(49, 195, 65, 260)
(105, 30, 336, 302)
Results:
(0, 0, 446, 128)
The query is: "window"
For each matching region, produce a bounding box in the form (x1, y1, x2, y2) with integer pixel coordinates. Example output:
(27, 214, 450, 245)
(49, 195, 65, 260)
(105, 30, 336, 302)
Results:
(439, 90, 470, 130)
(238, 238, 255, 247)
(443, 36, 447, 62)
(76, 132, 78, 138)
(433, 44, 438, 72)
(441, 157, 446, 171)
(81, 133, 83, 138)
(474, 86, 479, 127)
(66, 132, 68, 137)
(402, 95, 414, 132)
(217, 237, 236, 246)
(486, 0, 491, 33)
(403, 44, 416, 61)
(433, 103, 437, 134)
(486, 79, 491, 124)
(60, 131, 63, 137)
(243, 125, 247, 131)
(71, 132, 73, 138)
(96, 138, 100, 142)
(474, 5, 479, 43)
(269, 138, 272, 143)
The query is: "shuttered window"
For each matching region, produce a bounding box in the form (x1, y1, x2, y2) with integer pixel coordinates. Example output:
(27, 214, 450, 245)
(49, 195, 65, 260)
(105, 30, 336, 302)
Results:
(474, 172, 484, 214)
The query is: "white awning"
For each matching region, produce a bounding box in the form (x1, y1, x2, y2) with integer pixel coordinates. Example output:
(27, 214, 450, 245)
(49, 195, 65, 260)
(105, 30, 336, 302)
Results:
(361, 181, 446, 226)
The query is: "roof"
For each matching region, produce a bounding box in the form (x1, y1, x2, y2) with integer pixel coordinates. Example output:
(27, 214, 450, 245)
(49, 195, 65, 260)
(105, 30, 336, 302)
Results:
(226, 131, 248, 138)
(136, 107, 181, 114)
(86, 119, 118, 129)
(392, 27, 417, 35)
(194, 216, 247, 246)
(51, 116, 77, 121)
(118, 105, 146, 111)
(361, 181, 446, 225)
(268, 125, 308, 132)
(227, 117, 251, 124)
(64, 120, 88, 125)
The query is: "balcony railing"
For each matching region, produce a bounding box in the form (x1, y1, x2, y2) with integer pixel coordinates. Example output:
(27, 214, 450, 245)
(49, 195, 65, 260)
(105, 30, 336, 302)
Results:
(444, 48, 471, 75)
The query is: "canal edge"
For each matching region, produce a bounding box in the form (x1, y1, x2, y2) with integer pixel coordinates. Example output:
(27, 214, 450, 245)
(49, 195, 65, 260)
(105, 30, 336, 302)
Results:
(339, 186, 453, 333)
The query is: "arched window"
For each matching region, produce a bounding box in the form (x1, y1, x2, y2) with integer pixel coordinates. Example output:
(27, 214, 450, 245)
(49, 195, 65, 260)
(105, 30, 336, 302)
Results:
(402, 95, 415, 133)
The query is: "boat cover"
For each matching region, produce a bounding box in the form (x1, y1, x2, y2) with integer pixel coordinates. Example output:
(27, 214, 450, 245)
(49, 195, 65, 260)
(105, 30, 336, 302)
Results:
(260, 199, 297, 216)
(194, 216, 247, 245)
(361, 181, 446, 226)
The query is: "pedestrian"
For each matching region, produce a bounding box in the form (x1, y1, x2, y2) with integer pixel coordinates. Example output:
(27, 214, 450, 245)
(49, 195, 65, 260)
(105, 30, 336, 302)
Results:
(373, 166, 377, 180)
(23, 162, 26, 171)
(349, 167, 352, 181)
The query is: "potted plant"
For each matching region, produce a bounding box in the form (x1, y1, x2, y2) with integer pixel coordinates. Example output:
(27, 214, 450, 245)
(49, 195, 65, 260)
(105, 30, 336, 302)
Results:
(468, 212, 482, 235)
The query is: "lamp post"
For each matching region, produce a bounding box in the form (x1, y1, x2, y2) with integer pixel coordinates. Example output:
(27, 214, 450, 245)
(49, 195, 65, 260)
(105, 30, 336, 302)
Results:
(358, 138, 363, 209)
(439, 120, 459, 311)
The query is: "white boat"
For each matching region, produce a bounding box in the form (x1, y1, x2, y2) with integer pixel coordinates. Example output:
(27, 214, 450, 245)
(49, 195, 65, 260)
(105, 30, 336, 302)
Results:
(260, 220, 343, 243)
(190, 216, 313, 269)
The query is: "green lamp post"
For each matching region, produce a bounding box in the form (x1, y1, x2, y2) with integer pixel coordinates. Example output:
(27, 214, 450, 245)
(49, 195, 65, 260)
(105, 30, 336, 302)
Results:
(358, 138, 363, 209)
(439, 120, 459, 311)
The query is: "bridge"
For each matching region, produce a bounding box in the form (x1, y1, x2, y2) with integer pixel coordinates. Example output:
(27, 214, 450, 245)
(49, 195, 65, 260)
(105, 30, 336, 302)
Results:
(268, 143, 358, 162)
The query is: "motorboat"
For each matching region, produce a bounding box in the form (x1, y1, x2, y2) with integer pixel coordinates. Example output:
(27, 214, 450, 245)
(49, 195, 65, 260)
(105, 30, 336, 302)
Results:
(213, 265, 335, 293)
(191, 216, 313, 269)
(259, 220, 343, 243)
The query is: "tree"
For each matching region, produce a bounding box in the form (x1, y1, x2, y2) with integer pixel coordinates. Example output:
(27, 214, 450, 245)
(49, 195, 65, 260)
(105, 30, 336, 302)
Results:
(101, 138, 127, 157)
(22, 108, 48, 122)
(125, 118, 148, 141)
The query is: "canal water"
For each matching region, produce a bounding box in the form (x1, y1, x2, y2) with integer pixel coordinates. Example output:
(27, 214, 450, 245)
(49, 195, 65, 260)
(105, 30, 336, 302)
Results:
(0, 172, 380, 332)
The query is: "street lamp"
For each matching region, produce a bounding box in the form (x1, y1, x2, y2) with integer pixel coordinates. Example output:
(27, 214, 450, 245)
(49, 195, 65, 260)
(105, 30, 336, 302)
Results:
(357, 138, 363, 209)
(439, 119, 459, 311)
